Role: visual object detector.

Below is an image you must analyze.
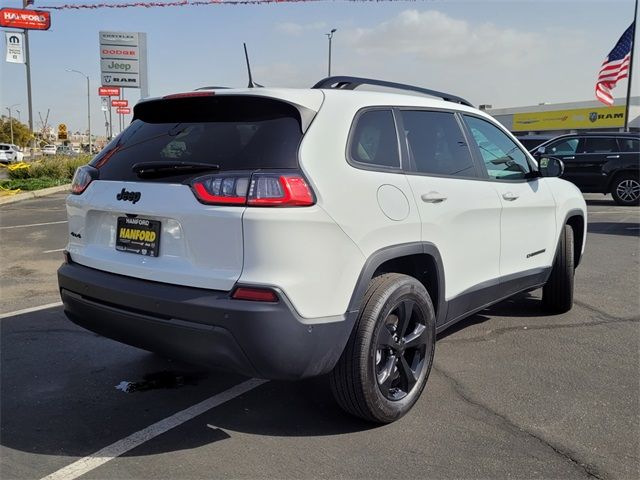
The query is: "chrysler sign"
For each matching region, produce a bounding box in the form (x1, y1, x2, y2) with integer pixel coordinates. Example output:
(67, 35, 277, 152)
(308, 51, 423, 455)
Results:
(99, 30, 148, 95)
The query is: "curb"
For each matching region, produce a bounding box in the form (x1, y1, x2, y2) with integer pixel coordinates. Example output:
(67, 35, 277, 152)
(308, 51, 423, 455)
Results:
(0, 184, 71, 206)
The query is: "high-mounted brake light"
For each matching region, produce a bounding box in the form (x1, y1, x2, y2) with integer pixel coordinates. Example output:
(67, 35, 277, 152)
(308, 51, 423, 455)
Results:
(162, 92, 215, 100)
(191, 172, 315, 207)
(71, 165, 99, 195)
(231, 287, 278, 302)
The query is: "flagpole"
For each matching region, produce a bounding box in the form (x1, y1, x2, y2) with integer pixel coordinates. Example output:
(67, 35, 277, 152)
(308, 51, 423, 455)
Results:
(624, 0, 638, 131)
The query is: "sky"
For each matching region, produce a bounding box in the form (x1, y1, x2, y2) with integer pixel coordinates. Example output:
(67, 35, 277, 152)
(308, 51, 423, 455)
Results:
(0, 0, 638, 136)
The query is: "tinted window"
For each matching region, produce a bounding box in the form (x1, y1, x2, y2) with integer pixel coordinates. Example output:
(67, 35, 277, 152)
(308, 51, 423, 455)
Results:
(92, 96, 303, 182)
(584, 137, 618, 153)
(548, 138, 579, 155)
(619, 138, 640, 153)
(463, 115, 531, 180)
(401, 110, 476, 177)
(350, 110, 400, 168)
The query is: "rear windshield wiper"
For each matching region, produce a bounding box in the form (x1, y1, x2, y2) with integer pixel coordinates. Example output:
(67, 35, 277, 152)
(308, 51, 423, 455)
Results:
(132, 161, 220, 177)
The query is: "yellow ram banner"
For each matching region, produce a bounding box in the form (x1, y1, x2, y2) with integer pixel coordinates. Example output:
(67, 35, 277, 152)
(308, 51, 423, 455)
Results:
(512, 106, 626, 132)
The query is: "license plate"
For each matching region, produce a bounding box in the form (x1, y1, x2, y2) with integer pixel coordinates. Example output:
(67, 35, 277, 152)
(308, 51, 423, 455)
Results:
(116, 217, 161, 257)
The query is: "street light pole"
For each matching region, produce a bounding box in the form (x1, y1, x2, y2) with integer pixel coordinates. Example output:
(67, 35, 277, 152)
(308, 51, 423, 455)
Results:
(325, 28, 337, 76)
(66, 69, 92, 154)
(5, 103, 19, 145)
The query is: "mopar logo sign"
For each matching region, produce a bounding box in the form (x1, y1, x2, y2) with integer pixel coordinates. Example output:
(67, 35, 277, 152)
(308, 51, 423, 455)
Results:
(589, 112, 598, 123)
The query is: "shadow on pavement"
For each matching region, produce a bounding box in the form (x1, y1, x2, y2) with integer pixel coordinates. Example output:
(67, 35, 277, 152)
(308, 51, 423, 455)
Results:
(438, 291, 545, 340)
(588, 222, 640, 237)
(0, 307, 375, 462)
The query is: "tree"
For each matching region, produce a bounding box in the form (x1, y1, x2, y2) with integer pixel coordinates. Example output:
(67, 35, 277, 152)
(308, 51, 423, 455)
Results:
(0, 115, 34, 148)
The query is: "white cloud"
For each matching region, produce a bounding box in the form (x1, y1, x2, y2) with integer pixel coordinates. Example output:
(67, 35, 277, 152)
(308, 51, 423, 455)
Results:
(346, 9, 546, 67)
(276, 21, 328, 36)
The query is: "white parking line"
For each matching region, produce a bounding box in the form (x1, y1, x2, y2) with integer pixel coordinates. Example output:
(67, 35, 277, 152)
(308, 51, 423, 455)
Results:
(0, 220, 67, 230)
(40, 378, 268, 480)
(42, 248, 65, 254)
(0, 302, 63, 319)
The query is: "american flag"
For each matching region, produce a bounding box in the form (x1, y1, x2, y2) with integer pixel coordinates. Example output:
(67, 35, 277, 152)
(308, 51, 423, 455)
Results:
(596, 22, 635, 105)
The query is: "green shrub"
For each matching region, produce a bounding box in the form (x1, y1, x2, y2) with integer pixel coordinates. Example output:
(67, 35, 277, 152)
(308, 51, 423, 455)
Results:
(1, 177, 68, 191)
(7, 155, 91, 181)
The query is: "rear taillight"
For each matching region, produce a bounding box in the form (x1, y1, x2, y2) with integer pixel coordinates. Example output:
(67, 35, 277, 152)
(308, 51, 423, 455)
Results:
(71, 165, 99, 195)
(191, 172, 315, 207)
(192, 174, 250, 205)
(231, 286, 278, 302)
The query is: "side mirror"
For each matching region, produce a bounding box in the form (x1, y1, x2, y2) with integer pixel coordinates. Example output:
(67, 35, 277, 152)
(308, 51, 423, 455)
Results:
(539, 156, 564, 177)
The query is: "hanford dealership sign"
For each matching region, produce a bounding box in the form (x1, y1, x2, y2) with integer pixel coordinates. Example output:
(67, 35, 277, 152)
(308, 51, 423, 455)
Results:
(512, 106, 626, 132)
(0, 8, 51, 30)
(99, 31, 148, 96)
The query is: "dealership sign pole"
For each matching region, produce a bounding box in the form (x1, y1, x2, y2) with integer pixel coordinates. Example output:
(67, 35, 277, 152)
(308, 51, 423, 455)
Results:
(0, 3, 51, 153)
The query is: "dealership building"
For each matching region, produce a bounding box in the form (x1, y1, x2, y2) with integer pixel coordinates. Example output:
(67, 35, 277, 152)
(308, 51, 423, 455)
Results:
(485, 96, 640, 138)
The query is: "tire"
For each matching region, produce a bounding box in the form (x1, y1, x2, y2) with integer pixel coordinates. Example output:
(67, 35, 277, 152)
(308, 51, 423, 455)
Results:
(611, 173, 640, 206)
(542, 224, 575, 313)
(330, 273, 436, 423)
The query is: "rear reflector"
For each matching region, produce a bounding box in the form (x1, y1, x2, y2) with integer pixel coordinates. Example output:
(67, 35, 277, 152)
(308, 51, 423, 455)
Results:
(231, 287, 278, 302)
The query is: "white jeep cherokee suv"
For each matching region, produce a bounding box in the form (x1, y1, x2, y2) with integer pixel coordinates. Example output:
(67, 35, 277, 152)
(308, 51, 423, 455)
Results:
(58, 77, 587, 423)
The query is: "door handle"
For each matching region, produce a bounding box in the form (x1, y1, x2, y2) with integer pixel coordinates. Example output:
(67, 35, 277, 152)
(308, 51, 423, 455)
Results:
(421, 192, 447, 204)
(502, 192, 520, 201)
(606, 155, 620, 159)
(564, 156, 575, 160)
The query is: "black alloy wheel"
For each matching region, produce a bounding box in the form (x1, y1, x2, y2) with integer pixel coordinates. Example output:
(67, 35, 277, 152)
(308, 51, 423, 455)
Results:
(330, 273, 436, 423)
(375, 298, 429, 401)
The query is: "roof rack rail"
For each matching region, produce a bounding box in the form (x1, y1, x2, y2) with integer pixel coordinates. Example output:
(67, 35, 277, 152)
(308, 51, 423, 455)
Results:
(312, 76, 473, 108)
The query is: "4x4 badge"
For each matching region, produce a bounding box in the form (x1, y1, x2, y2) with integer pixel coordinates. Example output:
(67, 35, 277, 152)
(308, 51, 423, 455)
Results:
(116, 188, 141, 204)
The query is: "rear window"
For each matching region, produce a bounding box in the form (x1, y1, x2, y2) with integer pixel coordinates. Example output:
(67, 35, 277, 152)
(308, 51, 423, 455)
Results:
(92, 96, 304, 182)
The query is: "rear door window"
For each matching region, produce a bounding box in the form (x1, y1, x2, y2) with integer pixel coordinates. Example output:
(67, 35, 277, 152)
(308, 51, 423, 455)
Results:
(349, 110, 400, 169)
(401, 110, 476, 177)
(92, 96, 305, 182)
(584, 137, 618, 153)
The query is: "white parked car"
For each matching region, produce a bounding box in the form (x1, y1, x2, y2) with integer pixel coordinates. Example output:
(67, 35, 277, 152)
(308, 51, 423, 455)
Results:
(58, 77, 587, 423)
(42, 145, 57, 155)
(0, 143, 24, 163)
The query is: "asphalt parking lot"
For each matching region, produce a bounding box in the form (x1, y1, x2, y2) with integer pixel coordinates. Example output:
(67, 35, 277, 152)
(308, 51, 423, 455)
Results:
(1, 192, 638, 480)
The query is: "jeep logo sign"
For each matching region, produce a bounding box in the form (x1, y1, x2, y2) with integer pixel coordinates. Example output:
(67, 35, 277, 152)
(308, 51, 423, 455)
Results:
(99, 30, 147, 94)
(101, 59, 139, 75)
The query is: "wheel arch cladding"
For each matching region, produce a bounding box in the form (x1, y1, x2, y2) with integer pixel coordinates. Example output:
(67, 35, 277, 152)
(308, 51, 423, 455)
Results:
(347, 242, 446, 323)
(565, 213, 585, 268)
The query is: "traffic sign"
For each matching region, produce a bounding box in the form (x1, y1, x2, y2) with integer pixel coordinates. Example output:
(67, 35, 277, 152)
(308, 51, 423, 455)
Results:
(98, 86, 121, 97)
(111, 99, 129, 108)
(0, 8, 51, 31)
(116, 107, 131, 115)
(58, 124, 68, 140)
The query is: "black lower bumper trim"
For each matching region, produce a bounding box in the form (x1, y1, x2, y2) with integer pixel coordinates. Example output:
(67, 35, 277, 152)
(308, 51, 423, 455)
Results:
(58, 262, 356, 380)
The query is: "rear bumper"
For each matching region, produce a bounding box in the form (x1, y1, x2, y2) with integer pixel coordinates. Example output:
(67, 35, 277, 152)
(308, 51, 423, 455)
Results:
(57, 262, 355, 380)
